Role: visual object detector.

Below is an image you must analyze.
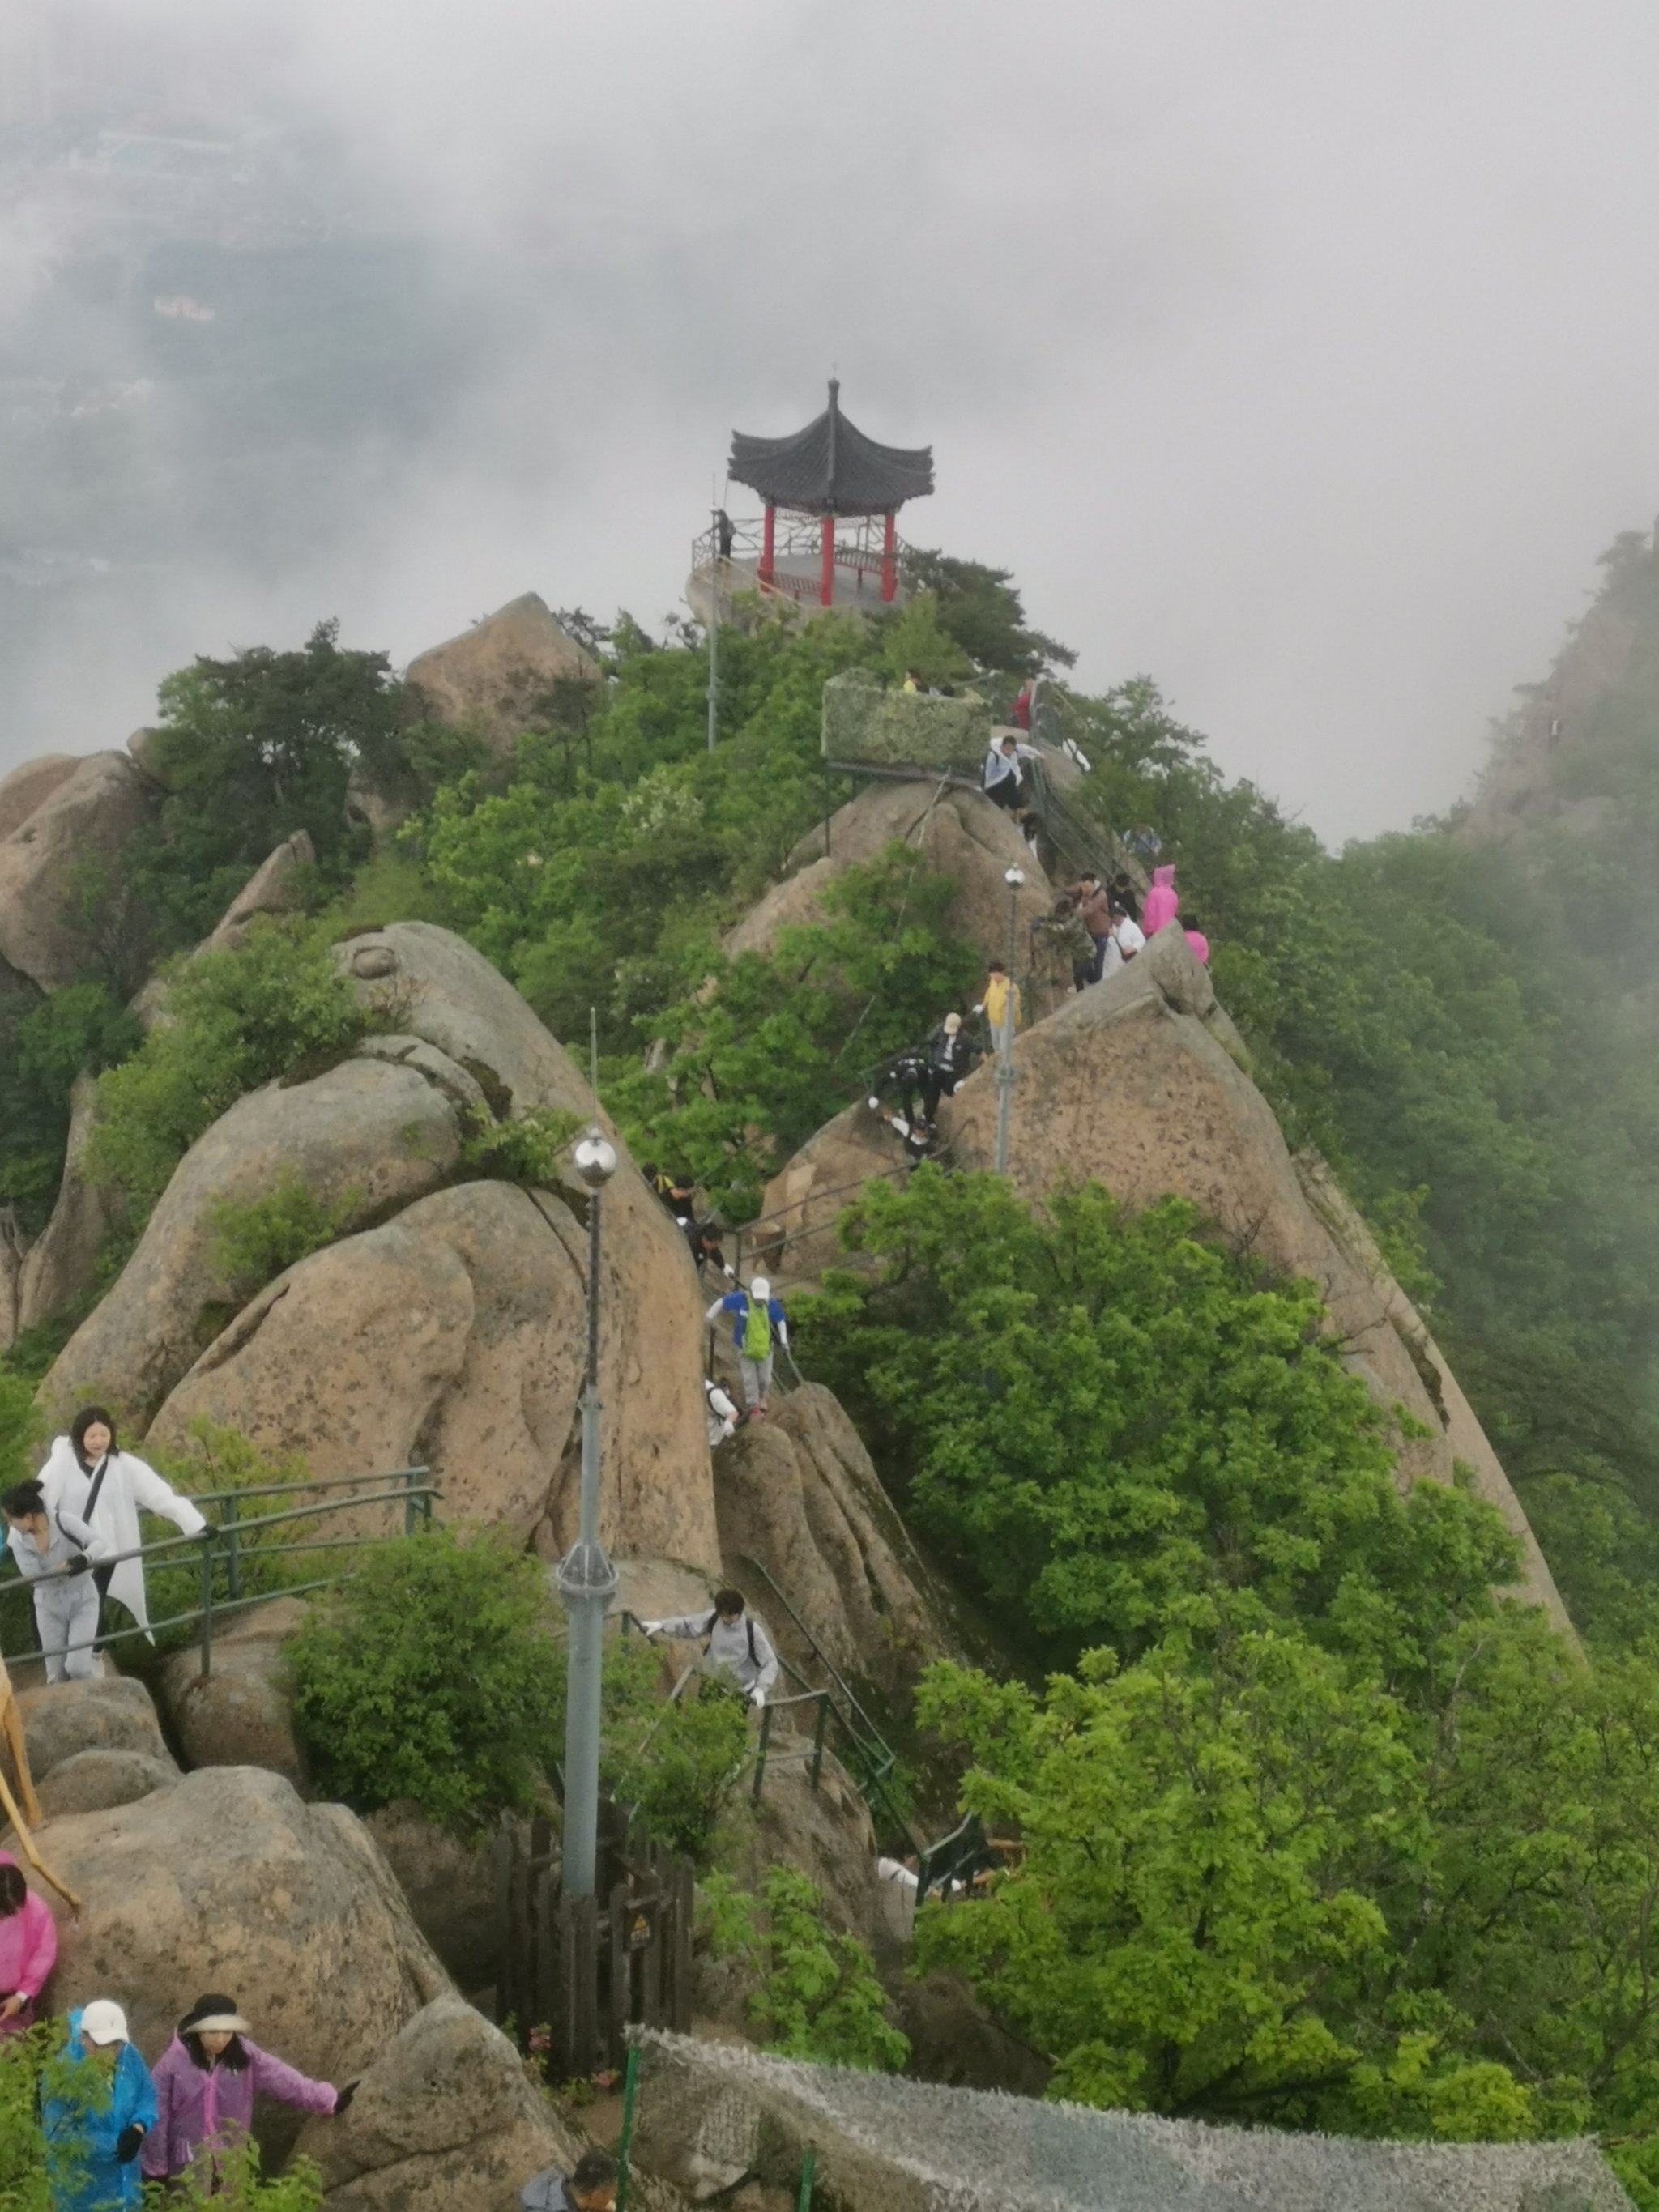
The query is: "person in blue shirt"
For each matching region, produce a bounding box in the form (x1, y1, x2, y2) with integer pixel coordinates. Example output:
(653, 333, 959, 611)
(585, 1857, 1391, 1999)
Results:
(42, 1998, 157, 2212)
(704, 1276, 789, 1419)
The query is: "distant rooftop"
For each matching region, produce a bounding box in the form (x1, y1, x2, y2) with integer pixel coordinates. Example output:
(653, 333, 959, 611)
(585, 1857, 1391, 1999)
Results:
(728, 378, 934, 518)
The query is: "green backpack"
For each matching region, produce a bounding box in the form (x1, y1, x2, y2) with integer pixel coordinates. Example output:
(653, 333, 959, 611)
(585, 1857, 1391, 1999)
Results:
(744, 1296, 773, 1362)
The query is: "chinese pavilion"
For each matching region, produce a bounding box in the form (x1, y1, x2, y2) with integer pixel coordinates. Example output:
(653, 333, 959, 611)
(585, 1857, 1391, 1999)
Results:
(727, 379, 934, 607)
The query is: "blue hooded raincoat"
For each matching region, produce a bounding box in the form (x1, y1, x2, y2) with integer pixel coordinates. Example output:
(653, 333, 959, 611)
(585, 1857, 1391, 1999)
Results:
(41, 2007, 158, 2212)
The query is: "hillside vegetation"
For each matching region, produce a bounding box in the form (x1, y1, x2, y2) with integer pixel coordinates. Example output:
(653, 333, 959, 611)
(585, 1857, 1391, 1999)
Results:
(6, 544, 1659, 2189)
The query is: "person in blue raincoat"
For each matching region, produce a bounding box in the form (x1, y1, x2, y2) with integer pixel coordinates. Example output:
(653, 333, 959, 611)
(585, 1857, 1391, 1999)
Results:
(41, 1999, 156, 2212)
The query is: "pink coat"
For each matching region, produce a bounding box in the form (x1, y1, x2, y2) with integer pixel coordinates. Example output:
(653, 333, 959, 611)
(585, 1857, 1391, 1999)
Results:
(0, 1852, 57, 2031)
(143, 2035, 338, 2179)
(1183, 928, 1210, 965)
(1141, 865, 1179, 936)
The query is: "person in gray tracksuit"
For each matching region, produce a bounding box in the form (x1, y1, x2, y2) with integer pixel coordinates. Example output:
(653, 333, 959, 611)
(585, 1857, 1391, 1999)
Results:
(2, 1478, 113, 1682)
(639, 1590, 780, 1707)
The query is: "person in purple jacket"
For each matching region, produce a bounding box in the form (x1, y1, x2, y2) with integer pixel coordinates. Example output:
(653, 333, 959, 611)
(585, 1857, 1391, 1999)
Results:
(142, 1993, 356, 2184)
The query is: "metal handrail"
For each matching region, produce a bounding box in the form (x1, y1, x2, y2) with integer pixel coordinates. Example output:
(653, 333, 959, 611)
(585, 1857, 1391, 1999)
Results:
(0, 1468, 438, 1679)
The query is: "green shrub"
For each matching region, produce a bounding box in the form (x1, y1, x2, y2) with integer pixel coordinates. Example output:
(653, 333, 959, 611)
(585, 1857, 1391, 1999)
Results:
(602, 1634, 749, 1859)
(0, 982, 140, 1237)
(85, 918, 378, 1216)
(457, 1106, 583, 1187)
(701, 1866, 909, 2071)
(289, 1527, 563, 1831)
(138, 1421, 325, 1650)
(206, 1174, 364, 1306)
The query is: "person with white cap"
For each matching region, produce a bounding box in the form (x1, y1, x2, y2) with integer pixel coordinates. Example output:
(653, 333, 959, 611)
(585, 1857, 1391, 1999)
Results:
(143, 1991, 354, 2185)
(41, 1998, 156, 2212)
(704, 1277, 789, 1419)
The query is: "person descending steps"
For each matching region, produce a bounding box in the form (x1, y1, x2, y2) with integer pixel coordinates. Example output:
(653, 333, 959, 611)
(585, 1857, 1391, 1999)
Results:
(705, 1276, 790, 1419)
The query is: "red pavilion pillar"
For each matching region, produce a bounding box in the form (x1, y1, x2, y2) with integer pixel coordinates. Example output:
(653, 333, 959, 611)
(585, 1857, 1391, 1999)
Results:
(881, 510, 898, 602)
(758, 504, 776, 587)
(820, 514, 835, 606)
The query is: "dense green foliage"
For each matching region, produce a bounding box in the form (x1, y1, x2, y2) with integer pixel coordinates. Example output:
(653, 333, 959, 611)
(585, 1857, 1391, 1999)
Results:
(800, 1170, 1513, 1671)
(0, 982, 139, 1238)
(83, 918, 377, 1217)
(702, 1867, 911, 2072)
(289, 1527, 564, 1830)
(602, 1636, 750, 1860)
(206, 1174, 365, 1307)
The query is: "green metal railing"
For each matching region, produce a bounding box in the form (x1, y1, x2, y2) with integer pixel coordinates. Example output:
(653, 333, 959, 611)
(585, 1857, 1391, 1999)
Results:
(0, 1466, 438, 1680)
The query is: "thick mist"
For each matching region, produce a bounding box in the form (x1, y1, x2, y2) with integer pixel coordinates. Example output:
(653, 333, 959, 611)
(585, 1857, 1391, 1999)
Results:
(6, 0, 1659, 840)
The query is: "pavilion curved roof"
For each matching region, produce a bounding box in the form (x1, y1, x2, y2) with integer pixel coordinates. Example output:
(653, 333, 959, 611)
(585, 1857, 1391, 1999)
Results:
(728, 380, 934, 517)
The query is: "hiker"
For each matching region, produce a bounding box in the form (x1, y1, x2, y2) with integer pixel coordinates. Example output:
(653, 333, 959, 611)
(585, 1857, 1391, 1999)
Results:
(522, 2148, 621, 2212)
(705, 1377, 740, 1449)
(646, 1168, 734, 1280)
(1031, 893, 1097, 995)
(867, 1101, 936, 1162)
(921, 1011, 974, 1124)
(902, 669, 920, 693)
(1107, 871, 1141, 925)
(974, 962, 1022, 1040)
(640, 1590, 779, 1707)
(143, 1994, 353, 2188)
(704, 1276, 789, 1417)
(2, 1478, 109, 1684)
(42, 2000, 156, 2212)
(716, 509, 735, 561)
(1010, 682, 1032, 731)
(982, 732, 1038, 814)
(1069, 875, 1115, 979)
(1129, 824, 1162, 865)
(1142, 863, 1179, 936)
(1099, 901, 1146, 982)
(38, 1409, 208, 1642)
(868, 1043, 930, 1127)
(0, 1852, 57, 2035)
(1183, 913, 1211, 965)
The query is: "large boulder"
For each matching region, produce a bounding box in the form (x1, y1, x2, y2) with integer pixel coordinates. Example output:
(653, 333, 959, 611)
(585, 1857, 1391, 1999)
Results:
(718, 1385, 949, 1694)
(200, 830, 318, 953)
(42, 1055, 462, 1429)
(160, 1597, 309, 1788)
(360, 1805, 501, 1994)
(41, 1766, 450, 2085)
(14, 1070, 125, 1340)
(153, 1178, 719, 1568)
(402, 593, 599, 756)
(0, 752, 156, 989)
(727, 778, 1055, 990)
(748, 1099, 915, 1285)
(14, 1674, 173, 1781)
(932, 927, 1573, 1633)
(36, 1748, 178, 1821)
(297, 1992, 578, 2212)
(0, 753, 79, 843)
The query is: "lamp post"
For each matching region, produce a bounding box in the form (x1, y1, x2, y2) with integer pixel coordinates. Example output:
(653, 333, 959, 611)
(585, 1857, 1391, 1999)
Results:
(995, 865, 1024, 1175)
(558, 1124, 619, 1902)
(706, 505, 721, 753)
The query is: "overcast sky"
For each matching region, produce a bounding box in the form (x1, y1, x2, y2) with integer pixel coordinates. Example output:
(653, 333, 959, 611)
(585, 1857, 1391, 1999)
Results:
(10, 0, 1659, 843)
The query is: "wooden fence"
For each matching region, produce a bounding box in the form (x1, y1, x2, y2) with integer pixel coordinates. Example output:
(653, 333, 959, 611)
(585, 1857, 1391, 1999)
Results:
(495, 1806, 693, 2080)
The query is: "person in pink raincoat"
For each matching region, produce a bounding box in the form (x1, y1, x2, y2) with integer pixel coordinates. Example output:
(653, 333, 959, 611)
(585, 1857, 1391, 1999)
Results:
(142, 1993, 356, 2184)
(1141, 864, 1179, 936)
(0, 1852, 57, 2033)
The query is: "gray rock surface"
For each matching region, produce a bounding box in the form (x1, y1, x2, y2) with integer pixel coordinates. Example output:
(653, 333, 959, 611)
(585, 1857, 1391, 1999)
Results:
(45, 1767, 449, 2095)
(0, 751, 156, 988)
(200, 830, 318, 953)
(361, 1805, 501, 1993)
(44, 1055, 461, 1429)
(402, 592, 599, 756)
(34, 1747, 178, 1820)
(0, 753, 79, 843)
(15, 1673, 173, 1780)
(298, 1993, 578, 2212)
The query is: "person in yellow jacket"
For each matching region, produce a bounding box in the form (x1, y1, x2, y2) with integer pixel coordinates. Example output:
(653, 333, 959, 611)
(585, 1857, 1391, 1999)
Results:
(975, 961, 1022, 1038)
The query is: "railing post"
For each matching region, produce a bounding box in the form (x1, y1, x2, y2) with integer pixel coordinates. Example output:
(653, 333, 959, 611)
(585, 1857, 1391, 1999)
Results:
(197, 1531, 215, 1680)
(751, 1702, 774, 1807)
(809, 1694, 828, 1792)
(222, 1494, 240, 1603)
(404, 1466, 418, 1536)
(615, 2038, 641, 2212)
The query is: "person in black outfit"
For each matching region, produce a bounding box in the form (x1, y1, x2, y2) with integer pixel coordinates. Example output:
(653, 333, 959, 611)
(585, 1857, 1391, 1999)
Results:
(921, 1012, 973, 1125)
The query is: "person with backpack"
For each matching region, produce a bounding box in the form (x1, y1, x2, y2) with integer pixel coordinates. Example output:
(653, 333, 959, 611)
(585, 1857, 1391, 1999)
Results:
(704, 1277, 789, 1417)
(1032, 892, 1098, 994)
(2, 1478, 111, 1683)
(1068, 876, 1114, 981)
(638, 1590, 779, 1707)
(36, 1407, 208, 1643)
(705, 1378, 740, 1449)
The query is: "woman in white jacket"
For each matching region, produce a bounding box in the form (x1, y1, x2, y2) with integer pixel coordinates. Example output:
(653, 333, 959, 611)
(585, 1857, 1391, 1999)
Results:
(38, 1407, 210, 1640)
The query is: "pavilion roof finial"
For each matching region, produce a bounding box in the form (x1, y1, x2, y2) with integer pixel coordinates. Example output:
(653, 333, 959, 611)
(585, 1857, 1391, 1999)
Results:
(727, 383, 933, 518)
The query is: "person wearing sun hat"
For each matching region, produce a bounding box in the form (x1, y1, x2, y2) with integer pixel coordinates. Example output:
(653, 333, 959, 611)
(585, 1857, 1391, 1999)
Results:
(142, 1993, 356, 2185)
(41, 1998, 157, 2212)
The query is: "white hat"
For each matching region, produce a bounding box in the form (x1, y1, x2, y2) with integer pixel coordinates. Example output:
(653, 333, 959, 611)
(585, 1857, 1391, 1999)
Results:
(79, 2000, 128, 2046)
(749, 1276, 771, 1302)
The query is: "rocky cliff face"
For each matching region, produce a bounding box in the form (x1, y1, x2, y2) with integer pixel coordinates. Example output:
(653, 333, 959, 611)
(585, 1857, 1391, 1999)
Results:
(40, 923, 722, 1574)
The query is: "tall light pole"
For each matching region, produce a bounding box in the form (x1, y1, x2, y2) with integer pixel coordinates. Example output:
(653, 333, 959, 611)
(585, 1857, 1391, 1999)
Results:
(995, 864, 1024, 1175)
(558, 1123, 619, 1901)
(706, 505, 721, 752)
